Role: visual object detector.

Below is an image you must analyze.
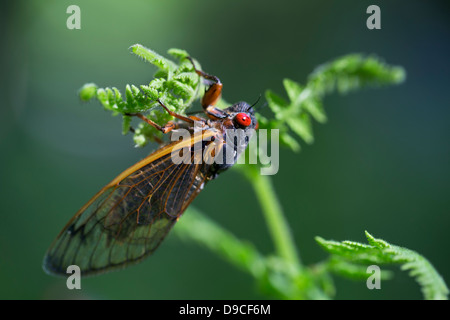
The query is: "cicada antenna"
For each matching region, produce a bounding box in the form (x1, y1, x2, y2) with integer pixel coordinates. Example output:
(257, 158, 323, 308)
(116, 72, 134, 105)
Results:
(251, 94, 268, 112)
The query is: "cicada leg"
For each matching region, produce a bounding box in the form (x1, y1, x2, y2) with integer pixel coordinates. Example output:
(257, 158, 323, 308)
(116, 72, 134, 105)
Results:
(186, 57, 227, 120)
(125, 112, 178, 134)
(125, 98, 205, 134)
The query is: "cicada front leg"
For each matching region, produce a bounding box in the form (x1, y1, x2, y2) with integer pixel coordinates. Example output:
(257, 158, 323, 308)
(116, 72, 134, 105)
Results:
(126, 98, 205, 134)
(186, 57, 227, 120)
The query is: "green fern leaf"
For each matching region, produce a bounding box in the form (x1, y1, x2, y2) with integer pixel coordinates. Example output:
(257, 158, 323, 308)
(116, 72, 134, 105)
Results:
(261, 54, 406, 152)
(316, 232, 449, 300)
(78, 45, 203, 146)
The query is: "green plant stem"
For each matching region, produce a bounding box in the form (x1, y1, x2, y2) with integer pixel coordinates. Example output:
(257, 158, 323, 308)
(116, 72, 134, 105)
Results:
(242, 165, 302, 270)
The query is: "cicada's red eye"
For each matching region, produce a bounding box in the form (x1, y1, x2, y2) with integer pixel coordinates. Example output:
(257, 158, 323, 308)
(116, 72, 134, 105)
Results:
(235, 113, 252, 127)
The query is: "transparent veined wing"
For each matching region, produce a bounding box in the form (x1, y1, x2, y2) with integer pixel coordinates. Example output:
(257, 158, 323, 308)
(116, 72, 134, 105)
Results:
(43, 130, 219, 276)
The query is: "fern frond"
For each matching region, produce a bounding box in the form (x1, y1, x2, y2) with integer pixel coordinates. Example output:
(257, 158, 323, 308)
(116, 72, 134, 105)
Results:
(316, 232, 449, 300)
(325, 256, 393, 281)
(79, 44, 203, 146)
(261, 54, 406, 151)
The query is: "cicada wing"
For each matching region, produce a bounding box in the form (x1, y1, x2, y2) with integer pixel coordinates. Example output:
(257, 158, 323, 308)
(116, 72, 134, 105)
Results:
(43, 135, 215, 276)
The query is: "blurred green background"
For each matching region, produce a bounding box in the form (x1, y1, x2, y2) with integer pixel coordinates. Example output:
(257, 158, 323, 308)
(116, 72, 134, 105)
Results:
(1, 0, 449, 299)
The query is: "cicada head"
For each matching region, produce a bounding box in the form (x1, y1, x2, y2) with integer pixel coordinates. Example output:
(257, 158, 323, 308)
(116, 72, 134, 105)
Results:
(206, 102, 259, 176)
(225, 101, 258, 131)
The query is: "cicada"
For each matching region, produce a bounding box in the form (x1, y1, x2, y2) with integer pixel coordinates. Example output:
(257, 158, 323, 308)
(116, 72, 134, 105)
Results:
(43, 58, 258, 276)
